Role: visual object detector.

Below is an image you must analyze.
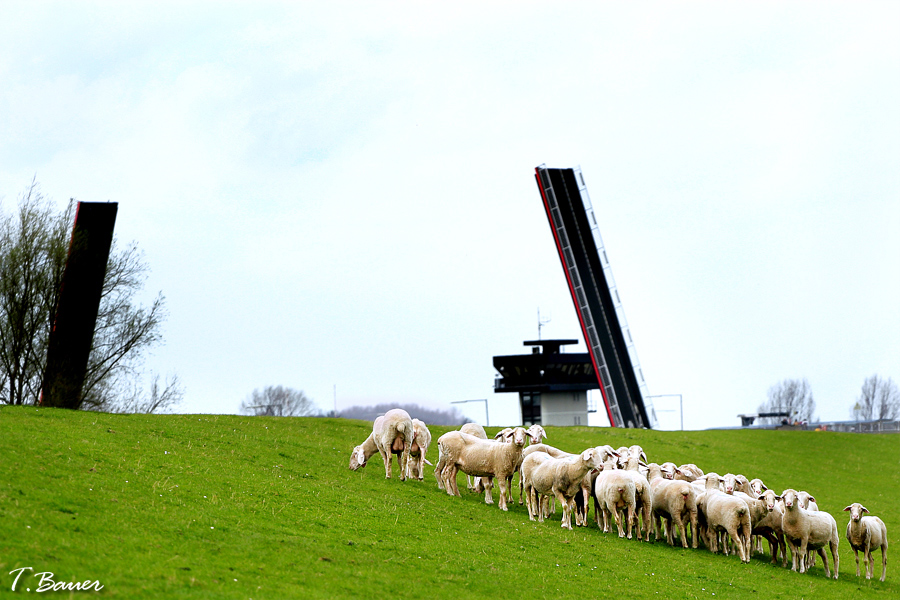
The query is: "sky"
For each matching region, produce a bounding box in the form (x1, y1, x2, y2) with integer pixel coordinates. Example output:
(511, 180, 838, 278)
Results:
(1, 1, 897, 430)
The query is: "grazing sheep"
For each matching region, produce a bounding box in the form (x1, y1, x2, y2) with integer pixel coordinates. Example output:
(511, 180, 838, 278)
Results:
(796, 490, 820, 567)
(437, 427, 533, 511)
(756, 489, 789, 566)
(523, 447, 605, 530)
(521, 451, 556, 522)
(675, 464, 704, 482)
(519, 441, 568, 505)
(594, 466, 638, 538)
(732, 489, 783, 564)
(622, 456, 653, 542)
(502, 424, 547, 506)
(778, 488, 840, 578)
(459, 423, 488, 492)
(647, 463, 699, 549)
(373, 409, 414, 480)
(406, 419, 433, 480)
(521, 443, 616, 525)
(695, 473, 751, 562)
(348, 416, 384, 471)
(844, 502, 888, 581)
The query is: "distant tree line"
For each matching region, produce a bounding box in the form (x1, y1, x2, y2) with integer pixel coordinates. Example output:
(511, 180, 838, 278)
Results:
(335, 403, 471, 426)
(239, 386, 471, 425)
(756, 374, 899, 425)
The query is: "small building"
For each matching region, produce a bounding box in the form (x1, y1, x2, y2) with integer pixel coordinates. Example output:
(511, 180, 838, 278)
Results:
(493, 339, 598, 426)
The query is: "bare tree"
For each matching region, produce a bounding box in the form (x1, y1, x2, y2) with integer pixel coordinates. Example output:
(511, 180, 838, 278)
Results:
(0, 179, 172, 411)
(240, 386, 320, 417)
(852, 375, 900, 421)
(757, 378, 816, 425)
(109, 372, 184, 414)
(0, 181, 74, 405)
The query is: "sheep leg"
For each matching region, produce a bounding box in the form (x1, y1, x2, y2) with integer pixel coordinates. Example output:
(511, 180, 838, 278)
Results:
(642, 504, 652, 542)
(483, 476, 494, 505)
(854, 547, 861, 577)
(497, 475, 509, 511)
(610, 502, 625, 538)
(445, 465, 461, 497)
(555, 492, 572, 530)
(626, 505, 635, 540)
(798, 539, 808, 573)
(381, 449, 392, 479)
(525, 485, 535, 521)
(832, 540, 840, 579)
(675, 515, 688, 549)
(399, 444, 410, 482)
(817, 548, 831, 579)
(879, 545, 886, 582)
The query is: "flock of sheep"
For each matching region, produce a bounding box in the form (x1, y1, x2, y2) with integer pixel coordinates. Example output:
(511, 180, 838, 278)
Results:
(348, 408, 888, 582)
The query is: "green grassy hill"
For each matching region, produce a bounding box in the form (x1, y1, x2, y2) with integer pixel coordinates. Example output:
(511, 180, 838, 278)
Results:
(1, 406, 897, 599)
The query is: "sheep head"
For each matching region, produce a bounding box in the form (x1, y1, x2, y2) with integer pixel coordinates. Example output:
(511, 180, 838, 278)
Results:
(348, 445, 367, 471)
(779, 489, 799, 509)
(507, 427, 531, 447)
(843, 502, 869, 522)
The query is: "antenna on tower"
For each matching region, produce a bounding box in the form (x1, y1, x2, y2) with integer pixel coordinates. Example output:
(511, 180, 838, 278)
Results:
(537, 307, 551, 340)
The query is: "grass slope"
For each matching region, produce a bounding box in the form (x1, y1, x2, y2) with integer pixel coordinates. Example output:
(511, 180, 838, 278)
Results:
(1, 406, 898, 599)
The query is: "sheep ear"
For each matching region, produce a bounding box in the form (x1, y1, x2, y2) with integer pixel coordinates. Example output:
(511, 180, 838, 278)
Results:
(356, 447, 367, 466)
(638, 460, 648, 468)
(493, 431, 505, 440)
(808, 495, 816, 503)
(542, 430, 548, 440)
(640, 451, 647, 462)
(843, 506, 853, 511)
(758, 494, 766, 501)
(861, 505, 869, 513)
(760, 483, 768, 491)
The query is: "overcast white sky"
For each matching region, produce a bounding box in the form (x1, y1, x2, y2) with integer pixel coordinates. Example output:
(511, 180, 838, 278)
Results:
(2, 1, 898, 430)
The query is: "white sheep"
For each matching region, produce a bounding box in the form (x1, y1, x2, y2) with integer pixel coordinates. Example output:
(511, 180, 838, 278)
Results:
(521, 450, 555, 522)
(594, 465, 637, 538)
(844, 502, 888, 581)
(646, 463, 699, 549)
(797, 490, 820, 567)
(778, 488, 840, 578)
(518, 441, 567, 505)
(437, 427, 533, 511)
(348, 416, 384, 471)
(405, 418, 433, 480)
(373, 408, 414, 480)
(499, 425, 547, 505)
(756, 488, 788, 566)
(461, 422, 488, 491)
(622, 455, 653, 542)
(522, 446, 605, 530)
(434, 423, 486, 491)
(676, 464, 704, 482)
(695, 472, 751, 562)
